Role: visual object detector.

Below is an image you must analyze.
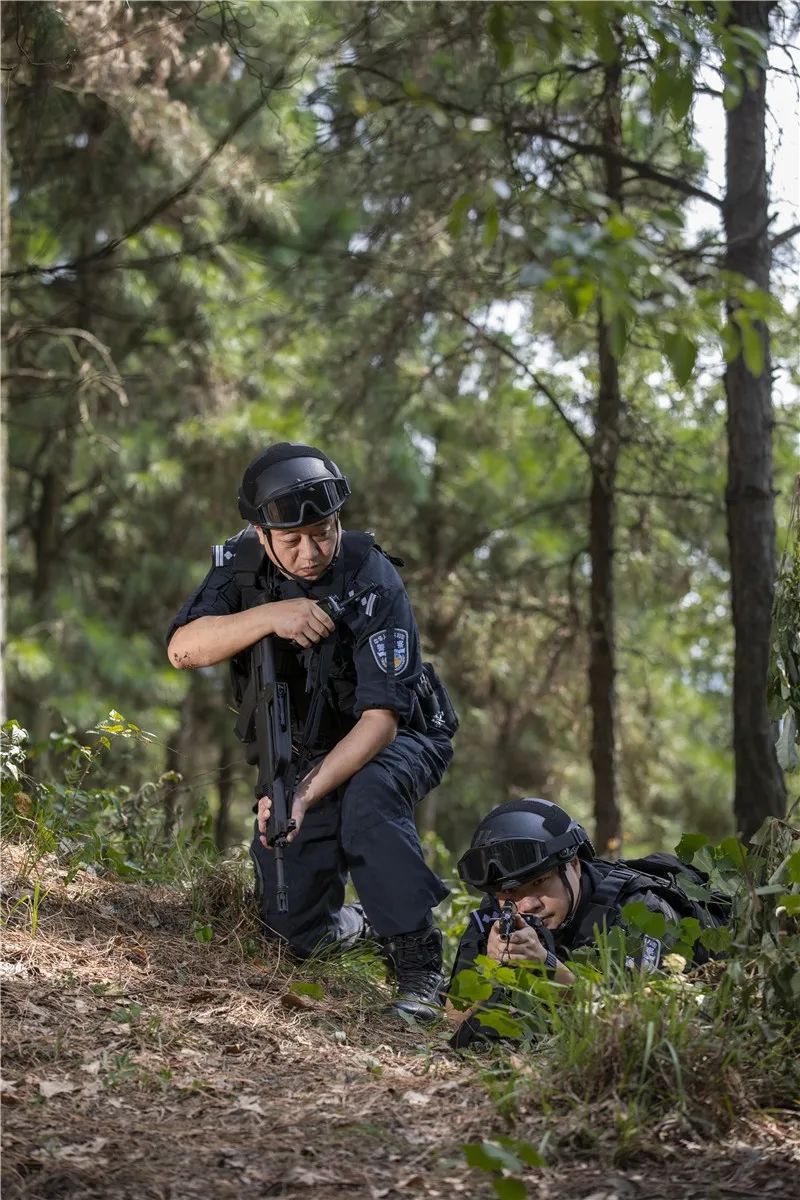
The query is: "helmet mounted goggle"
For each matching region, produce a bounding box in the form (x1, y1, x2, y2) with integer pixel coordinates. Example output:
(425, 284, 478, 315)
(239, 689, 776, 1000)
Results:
(257, 476, 350, 529)
(457, 827, 586, 892)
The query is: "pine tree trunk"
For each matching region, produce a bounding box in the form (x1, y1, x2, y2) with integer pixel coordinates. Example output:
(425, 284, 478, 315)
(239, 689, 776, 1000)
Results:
(590, 58, 623, 854)
(724, 0, 785, 839)
(0, 84, 10, 724)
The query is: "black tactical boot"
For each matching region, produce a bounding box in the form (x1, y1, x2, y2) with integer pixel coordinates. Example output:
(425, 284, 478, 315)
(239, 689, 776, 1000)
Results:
(381, 926, 444, 1022)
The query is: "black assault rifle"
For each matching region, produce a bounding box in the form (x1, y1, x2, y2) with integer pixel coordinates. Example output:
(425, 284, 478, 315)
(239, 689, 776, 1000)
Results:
(247, 634, 295, 914)
(236, 586, 376, 914)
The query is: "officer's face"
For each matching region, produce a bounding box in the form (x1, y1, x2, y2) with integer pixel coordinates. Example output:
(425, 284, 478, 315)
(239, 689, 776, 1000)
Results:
(257, 517, 339, 580)
(494, 857, 581, 928)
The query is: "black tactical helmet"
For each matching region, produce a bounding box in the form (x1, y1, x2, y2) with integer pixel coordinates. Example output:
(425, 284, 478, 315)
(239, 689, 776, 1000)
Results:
(457, 798, 595, 892)
(238, 442, 350, 528)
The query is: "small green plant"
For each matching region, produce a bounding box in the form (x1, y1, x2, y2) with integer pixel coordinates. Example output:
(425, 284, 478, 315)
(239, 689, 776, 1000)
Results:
(1, 714, 222, 886)
(3, 878, 47, 937)
(110, 1002, 142, 1026)
(462, 1137, 545, 1199)
(105, 1051, 140, 1087)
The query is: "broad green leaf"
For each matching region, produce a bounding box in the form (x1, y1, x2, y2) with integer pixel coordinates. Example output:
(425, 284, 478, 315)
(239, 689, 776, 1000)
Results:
(499, 1137, 545, 1168)
(786, 849, 800, 885)
(621, 901, 667, 938)
(493, 1178, 527, 1200)
(477, 1008, 524, 1038)
(678, 916, 702, 945)
(723, 74, 744, 111)
(718, 836, 749, 869)
(448, 194, 473, 238)
(449, 968, 494, 1007)
(730, 25, 770, 68)
(777, 894, 800, 916)
(664, 331, 698, 386)
(699, 925, 732, 953)
(740, 318, 765, 377)
(606, 214, 636, 241)
(290, 980, 325, 1000)
(594, 21, 618, 66)
(670, 73, 694, 121)
(464, 1140, 522, 1173)
(652, 67, 673, 116)
(675, 832, 709, 862)
(656, 206, 684, 230)
(722, 321, 741, 362)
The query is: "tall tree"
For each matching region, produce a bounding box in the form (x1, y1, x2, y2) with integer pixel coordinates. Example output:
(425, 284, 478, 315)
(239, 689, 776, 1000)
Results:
(589, 47, 624, 854)
(723, 0, 786, 837)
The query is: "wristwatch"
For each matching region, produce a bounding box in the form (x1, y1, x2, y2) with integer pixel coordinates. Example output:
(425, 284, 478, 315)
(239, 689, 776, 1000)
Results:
(543, 951, 559, 973)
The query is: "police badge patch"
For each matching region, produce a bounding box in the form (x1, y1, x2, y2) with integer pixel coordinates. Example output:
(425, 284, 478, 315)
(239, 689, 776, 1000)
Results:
(368, 628, 409, 674)
(641, 935, 662, 972)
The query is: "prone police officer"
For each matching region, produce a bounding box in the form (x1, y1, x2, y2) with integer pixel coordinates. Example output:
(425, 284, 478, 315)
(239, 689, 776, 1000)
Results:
(167, 442, 455, 1021)
(448, 797, 728, 1042)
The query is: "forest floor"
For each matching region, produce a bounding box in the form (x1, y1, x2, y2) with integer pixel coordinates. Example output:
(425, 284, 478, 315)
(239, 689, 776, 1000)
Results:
(1, 847, 798, 1200)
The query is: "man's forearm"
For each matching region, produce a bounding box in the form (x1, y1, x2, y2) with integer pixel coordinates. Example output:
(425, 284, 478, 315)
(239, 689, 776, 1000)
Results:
(303, 710, 398, 801)
(167, 610, 274, 669)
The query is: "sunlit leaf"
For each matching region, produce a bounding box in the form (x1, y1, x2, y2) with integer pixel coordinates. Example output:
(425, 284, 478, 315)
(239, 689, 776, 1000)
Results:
(664, 331, 698, 386)
(464, 1140, 521, 1173)
(621, 901, 667, 938)
(476, 1008, 524, 1038)
(675, 833, 709, 862)
(493, 1177, 527, 1200)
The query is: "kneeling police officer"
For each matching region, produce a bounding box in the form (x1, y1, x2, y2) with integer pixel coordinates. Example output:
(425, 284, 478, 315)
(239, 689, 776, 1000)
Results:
(167, 442, 455, 1020)
(448, 797, 726, 1040)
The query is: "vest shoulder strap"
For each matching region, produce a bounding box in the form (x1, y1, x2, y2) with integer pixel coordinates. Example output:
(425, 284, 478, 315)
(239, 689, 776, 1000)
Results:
(340, 530, 376, 577)
(220, 525, 271, 604)
(591, 863, 640, 911)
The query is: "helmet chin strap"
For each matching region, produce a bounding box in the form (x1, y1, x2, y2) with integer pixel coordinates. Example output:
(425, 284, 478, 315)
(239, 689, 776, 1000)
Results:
(555, 862, 579, 930)
(265, 516, 342, 586)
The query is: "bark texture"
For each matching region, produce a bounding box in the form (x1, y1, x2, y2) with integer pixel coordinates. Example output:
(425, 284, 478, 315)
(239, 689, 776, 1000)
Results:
(590, 58, 623, 854)
(724, 1, 786, 839)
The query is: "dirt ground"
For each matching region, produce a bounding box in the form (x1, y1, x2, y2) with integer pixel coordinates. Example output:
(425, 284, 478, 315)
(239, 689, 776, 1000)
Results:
(2, 851, 798, 1200)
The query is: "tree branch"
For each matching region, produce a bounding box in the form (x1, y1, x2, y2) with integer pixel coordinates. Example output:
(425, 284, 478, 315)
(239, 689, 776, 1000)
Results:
(446, 304, 593, 457)
(2, 95, 270, 281)
(771, 222, 800, 250)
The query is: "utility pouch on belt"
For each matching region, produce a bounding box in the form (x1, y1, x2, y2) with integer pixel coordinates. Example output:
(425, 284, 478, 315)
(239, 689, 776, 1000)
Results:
(412, 661, 459, 737)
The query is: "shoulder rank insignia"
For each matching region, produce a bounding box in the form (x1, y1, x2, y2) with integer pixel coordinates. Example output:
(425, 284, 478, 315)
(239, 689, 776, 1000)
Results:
(348, 588, 379, 617)
(211, 544, 236, 568)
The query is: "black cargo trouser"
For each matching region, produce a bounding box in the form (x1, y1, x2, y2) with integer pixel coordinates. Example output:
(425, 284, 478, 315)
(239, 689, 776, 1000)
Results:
(249, 728, 452, 957)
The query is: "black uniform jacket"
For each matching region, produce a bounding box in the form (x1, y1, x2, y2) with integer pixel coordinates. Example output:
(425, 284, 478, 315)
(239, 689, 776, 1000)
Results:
(167, 528, 425, 750)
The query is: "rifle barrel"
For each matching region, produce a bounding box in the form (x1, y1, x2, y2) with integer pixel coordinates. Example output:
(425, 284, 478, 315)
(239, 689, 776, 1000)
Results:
(275, 846, 289, 914)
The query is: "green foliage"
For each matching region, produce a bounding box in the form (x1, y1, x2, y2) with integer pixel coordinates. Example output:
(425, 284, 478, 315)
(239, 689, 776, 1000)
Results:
(1, 716, 219, 885)
(3, 0, 796, 865)
(463, 1134, 544, 1199)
